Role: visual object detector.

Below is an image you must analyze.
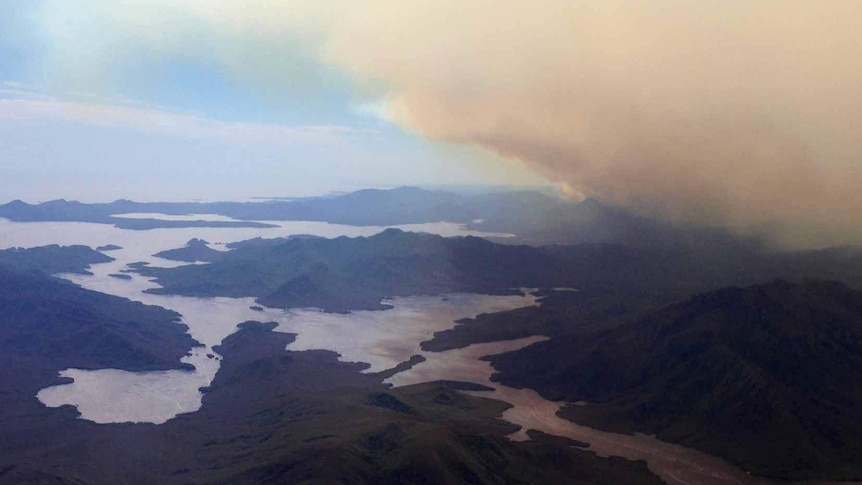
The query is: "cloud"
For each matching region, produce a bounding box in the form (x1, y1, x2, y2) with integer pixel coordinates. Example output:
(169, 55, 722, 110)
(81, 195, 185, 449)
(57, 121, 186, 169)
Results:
(0, 84, 365, 145)
(32, 1, 862, 248)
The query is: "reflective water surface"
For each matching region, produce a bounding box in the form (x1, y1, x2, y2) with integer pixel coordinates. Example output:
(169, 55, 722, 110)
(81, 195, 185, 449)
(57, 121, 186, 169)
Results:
(2, 217, 857, 485)
(390, 339, 862, 485)
(0, 218, 522, 423)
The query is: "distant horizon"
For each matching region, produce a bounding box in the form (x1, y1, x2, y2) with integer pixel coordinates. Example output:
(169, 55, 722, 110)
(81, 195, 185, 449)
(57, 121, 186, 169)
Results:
(0, 183, 559, 205)
(3, 4, 862, 485)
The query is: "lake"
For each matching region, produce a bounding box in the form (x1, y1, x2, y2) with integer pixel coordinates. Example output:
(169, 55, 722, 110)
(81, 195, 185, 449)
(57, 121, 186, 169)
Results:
(3, 216, 856, 485)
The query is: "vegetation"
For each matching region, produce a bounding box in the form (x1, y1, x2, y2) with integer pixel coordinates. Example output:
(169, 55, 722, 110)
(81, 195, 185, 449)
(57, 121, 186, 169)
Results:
(0, 244, 113, 275)
(487, 280, 862, 479)
(0, 314, 663, 485)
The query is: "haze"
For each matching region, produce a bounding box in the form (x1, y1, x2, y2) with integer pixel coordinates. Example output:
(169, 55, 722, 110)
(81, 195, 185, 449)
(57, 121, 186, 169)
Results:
(3, 1, 862, 248)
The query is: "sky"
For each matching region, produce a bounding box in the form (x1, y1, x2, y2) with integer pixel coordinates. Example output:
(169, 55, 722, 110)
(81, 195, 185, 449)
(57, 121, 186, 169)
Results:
(1, 1, 861, 248)
(0, 0, 548, 202)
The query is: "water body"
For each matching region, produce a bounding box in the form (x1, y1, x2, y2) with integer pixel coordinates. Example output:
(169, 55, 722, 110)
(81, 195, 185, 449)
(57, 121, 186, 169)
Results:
(390, 340, 861, 485)
(276, 293, 537, 373)
(0, 217, 521, 423)
(36, 292, 535, 424)
(110, 212, 245, 222)
(2, 217, 857, 484)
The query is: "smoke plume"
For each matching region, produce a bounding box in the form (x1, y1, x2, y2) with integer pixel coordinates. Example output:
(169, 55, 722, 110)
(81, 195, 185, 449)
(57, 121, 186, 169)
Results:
(40, 1, 862, 247)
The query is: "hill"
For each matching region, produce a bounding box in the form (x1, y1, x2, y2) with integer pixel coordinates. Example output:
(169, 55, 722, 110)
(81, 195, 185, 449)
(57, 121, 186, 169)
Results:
(0, 318, 663, 485)
(136, 229, 689, 312)
(0, 244, 114, 275)
(0, 187, 770, 254)
(141, 228, 862, 314)
(154, 238, 223, 262)
(487, 280, 862, 479)
(0, 264, 199, 466)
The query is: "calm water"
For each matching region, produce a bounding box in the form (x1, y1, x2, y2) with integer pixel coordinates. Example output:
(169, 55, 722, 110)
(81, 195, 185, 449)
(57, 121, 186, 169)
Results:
(389, 340, 862, 485)
(0, 217, 523, 423)
(2, 216, 856, 485)
(110, 212, 244, 222)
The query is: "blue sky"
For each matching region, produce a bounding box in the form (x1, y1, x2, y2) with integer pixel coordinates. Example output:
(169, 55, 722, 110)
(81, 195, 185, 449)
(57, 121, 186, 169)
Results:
(4, 0, 859, 249)
(0, 1, 547, 202)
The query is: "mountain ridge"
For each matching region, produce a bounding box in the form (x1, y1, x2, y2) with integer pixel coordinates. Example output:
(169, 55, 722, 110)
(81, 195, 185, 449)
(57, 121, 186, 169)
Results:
(487, 279, 862, 479)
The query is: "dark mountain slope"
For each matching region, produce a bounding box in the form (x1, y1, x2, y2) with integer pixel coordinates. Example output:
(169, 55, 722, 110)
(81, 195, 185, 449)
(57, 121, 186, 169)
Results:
(0, 187, 468, 228)
(242, 186, 469, 225)
(0, 320, 663, 485)
(0, 198, 276, 229)
(488, 280, 862, 479)
(137, 229, 687, 312)
(0, 187, 771, 257)
(0, 244, 113, 275)
(182, 322, 662, 485)
(153, 238, 222, 262)
(422, 288, 675, 352)
(0, 245, 197, 450)
(141, 227, 862, 314)
(0, 265, 197, 389)
(0, 264, 198, 472)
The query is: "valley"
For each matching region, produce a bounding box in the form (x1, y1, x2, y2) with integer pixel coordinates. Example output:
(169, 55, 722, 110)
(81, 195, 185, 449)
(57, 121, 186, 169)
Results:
(1, 188, 861, 484)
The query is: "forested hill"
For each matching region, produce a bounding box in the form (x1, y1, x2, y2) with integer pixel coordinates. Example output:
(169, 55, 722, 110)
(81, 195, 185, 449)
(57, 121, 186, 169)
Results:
(489, 279, 862, 479)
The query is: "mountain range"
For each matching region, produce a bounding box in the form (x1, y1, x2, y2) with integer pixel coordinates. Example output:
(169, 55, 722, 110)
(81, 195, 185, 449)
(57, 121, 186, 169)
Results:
(486, 280, 862, 479)
(0, 260, 662, 485)
(4, 188, 862, 482)
(0, 187, 766, 253)
(144, 227, 862, 314)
